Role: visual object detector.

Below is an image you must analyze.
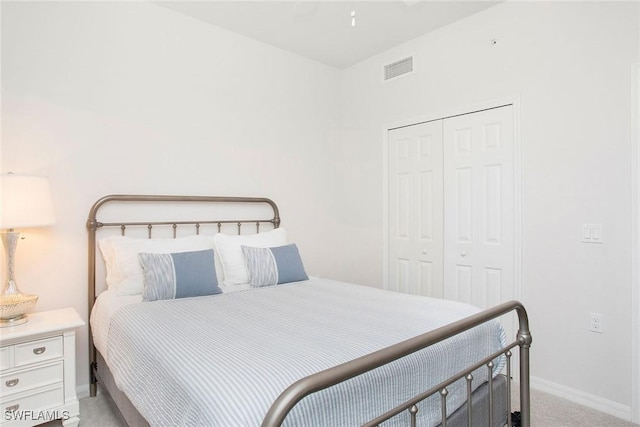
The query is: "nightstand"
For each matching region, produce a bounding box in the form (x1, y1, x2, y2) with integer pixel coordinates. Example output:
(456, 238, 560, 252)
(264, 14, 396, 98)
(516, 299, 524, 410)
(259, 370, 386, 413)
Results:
(0, 308, 84, 427)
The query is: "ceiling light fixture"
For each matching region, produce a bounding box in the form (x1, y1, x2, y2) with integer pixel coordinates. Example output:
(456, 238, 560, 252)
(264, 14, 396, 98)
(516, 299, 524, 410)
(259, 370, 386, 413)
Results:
(351, 10, 356, 27)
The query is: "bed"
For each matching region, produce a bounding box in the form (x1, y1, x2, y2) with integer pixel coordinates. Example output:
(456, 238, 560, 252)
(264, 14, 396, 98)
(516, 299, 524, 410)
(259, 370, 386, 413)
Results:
(87, 194, 532, 427)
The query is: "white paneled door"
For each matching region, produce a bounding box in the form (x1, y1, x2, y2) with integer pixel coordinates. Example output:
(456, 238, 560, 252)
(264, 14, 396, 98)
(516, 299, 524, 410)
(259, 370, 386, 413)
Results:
(443, 106, 514, 309)
(387, 105, 515, 311)
(388, 120, 444, 297)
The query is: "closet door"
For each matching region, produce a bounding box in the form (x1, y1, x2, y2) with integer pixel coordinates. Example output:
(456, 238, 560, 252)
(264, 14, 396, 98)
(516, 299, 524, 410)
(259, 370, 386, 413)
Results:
(387, 121, 444, 296)
(443, 106, 514, 310)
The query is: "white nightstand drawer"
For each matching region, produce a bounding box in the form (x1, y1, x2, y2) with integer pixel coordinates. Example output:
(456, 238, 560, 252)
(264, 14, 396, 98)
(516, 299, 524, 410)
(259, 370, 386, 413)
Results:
(2, 384, 64, 419)
(0, 347, 9, 370)
(0, 309, 84, 427)
(14, 336, 63, 367)
(1, 361, 63, 397)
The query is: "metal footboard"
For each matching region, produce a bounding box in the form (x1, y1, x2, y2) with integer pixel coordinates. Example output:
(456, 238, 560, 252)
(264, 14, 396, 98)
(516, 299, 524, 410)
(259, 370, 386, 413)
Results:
(261, 300, 531, 427)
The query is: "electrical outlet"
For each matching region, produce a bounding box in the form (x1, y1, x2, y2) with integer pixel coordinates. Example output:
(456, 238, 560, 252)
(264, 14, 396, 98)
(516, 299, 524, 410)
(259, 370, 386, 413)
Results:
(589, 313, 603, 333)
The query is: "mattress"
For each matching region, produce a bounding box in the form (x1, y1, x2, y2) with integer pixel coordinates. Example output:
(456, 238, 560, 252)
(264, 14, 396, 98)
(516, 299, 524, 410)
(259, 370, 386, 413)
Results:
(91, 278, 506, 427)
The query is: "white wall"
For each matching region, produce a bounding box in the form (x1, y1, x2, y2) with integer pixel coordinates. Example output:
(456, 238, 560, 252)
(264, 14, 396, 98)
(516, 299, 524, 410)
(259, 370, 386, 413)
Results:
(338, 0, 639, 417)
(1, 1, 342, 391)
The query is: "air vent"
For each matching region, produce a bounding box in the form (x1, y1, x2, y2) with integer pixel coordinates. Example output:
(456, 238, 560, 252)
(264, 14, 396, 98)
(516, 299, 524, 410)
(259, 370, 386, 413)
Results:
(384, 56, 413, 80)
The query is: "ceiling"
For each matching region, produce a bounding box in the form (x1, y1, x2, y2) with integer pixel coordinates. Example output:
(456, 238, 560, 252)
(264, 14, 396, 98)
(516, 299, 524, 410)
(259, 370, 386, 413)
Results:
(156, 1, 502, 69)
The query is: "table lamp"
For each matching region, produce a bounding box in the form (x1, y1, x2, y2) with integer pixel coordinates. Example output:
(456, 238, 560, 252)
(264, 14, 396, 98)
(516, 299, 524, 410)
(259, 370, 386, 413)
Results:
(0, 173, 55, 327)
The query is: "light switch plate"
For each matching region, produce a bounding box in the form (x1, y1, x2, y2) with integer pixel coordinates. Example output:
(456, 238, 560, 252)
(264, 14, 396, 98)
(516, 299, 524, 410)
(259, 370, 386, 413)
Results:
(582, 224, 603, 244)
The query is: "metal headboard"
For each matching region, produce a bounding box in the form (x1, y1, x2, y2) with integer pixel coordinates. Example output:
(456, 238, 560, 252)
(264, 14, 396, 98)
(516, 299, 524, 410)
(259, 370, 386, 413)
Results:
(86, 194, 280, 396)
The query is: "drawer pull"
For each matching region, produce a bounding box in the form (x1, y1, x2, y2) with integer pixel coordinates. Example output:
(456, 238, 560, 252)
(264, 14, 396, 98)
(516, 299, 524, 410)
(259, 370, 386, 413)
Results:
(33, 347, 46, 355)
(6, 404, 19, 412)
(5, 378, 19, 387)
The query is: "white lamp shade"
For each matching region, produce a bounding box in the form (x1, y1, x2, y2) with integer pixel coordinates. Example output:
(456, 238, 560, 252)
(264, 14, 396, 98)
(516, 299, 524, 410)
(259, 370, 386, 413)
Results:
(0, 174, 55, 229)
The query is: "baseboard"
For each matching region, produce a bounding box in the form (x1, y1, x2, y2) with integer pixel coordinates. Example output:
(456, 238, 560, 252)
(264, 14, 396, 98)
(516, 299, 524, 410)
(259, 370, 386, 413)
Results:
(530, 376, 632, 421)
(76, 383, 91, 400)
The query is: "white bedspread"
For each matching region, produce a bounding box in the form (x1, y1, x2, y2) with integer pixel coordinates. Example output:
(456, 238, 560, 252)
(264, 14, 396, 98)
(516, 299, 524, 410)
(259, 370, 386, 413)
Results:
(91, 284, 252, 355)
(91, 290, 142, 356)
(102, 278, 506, 426)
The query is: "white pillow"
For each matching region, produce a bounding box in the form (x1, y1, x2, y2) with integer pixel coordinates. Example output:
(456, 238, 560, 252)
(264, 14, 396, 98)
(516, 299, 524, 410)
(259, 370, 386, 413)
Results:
(98, 235, 220, 295)
(214, 228, 287, 286)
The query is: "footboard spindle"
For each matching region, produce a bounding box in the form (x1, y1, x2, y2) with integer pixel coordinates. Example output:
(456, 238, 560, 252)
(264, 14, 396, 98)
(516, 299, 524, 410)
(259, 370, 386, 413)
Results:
(440, 388, 448, 427)
(409, 405, 418, 427)
(487, 361, 494, 427)
(506, 350, 513, 426)
(465, 374, 473, 426)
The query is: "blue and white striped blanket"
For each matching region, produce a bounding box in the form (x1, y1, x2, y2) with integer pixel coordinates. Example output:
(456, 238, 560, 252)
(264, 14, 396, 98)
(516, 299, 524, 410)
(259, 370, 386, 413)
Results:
(106, 278, 505, 426)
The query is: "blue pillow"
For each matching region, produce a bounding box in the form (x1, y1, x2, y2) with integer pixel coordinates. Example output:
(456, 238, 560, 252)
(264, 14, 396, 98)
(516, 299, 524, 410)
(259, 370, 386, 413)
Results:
(241, 244, 308, 287)
(138, 249, 221, 302)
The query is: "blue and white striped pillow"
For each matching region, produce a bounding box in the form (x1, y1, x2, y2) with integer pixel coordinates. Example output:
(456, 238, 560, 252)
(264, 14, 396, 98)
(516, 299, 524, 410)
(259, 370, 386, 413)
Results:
(241, 244, 308, 287)
(138, 249, 221, 302)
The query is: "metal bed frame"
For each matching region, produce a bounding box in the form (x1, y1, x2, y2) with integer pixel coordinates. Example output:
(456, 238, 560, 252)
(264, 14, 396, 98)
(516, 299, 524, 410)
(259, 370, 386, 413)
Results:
(87, 194, 531, 427)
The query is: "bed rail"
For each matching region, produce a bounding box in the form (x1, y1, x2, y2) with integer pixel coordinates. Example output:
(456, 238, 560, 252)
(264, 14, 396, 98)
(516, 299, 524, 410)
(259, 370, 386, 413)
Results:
(261, 300, 531, 427)
(87, 194, 281, 397)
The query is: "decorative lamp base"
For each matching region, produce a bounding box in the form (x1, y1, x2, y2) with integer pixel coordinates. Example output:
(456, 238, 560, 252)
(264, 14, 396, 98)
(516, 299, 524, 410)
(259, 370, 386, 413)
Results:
(1, 231, 39, 327)
(0, 293, 38, 328)
(0, 314, 28, 327)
